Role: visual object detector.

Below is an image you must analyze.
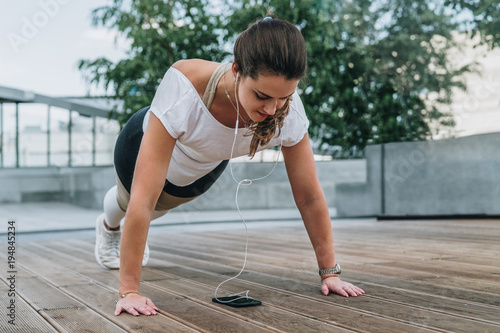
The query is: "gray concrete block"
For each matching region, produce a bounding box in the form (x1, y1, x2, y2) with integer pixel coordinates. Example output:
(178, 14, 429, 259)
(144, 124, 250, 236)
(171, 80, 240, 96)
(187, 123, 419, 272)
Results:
(383, 133, 500, 216)
(336, 132, 500, 217)
(19, 173, 62, 192)
(267, 183, 295, 209)
(317, 159, 367, 184)
(0, 178, 22, 203)
(0, 158, 367, 212)
(335, 145, 382, 217)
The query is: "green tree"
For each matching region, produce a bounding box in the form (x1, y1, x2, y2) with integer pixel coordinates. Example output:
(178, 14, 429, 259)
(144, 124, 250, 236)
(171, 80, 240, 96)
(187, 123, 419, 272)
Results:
(78, 0, 226, 126)
(80, 0, 498, 156)
(225, 0, 473, 156)
(445, 0, 500, 49)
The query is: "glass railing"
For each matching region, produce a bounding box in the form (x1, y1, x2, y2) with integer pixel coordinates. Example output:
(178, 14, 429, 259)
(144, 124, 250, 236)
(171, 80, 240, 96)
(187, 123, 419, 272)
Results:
(0, 101, 119, 168)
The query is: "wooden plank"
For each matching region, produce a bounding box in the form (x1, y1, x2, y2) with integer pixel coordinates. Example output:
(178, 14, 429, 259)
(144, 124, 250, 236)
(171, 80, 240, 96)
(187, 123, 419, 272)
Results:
(160, 262, 500, 326)
(157, 223, 500, 302)
(343, 277, 500, 324)
(66, 276, 283, 333)
(83, 270, 358, 333)
(67, 227, 500, 303)
(0, 287, 57, 333)
(345, 264, 500, 301)
(16, 276, 83, 311)
(155, 222, 497, 260)
(146, 235, 492, 296)
(150, 261, 500, 333)
(3, 218, 499, 333)
(365, 260, 500, 284)
(23, 241, 98, 272)
(335, 237, 499, 262)
(52, 255, 298, 333)
(342, 268, 500, 306)
(142, 238, 500, 332)
(147, 272, 435, 333)
(183, 225, 500, 268)
(16, 243, 280, 332)
(13, 244, 96, 287)
(158, 223, 499, 277)
(11, 246, 204, 332)
(42, 307, 127, 333)
(0, 253, 57, 332)
(62, 283, 200, 333)
(2, 258, 129, 332)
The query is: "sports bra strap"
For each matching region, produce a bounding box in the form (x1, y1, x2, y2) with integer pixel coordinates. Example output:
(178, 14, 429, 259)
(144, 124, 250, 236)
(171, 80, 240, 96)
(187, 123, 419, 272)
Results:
(202, 63, 231, 109)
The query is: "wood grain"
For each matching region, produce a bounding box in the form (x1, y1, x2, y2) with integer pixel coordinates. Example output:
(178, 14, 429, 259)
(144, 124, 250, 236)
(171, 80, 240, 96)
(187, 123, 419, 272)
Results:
(0, 218, 499, 332)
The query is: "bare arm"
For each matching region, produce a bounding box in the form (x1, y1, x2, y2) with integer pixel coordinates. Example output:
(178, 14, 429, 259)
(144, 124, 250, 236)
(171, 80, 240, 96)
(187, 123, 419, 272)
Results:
(282, 133, 364, 297)
(115, 112, 176, 315)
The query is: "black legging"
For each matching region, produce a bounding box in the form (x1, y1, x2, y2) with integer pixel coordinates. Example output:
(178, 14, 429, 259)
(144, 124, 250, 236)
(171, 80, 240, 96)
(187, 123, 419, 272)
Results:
(114, 106, 228, 198)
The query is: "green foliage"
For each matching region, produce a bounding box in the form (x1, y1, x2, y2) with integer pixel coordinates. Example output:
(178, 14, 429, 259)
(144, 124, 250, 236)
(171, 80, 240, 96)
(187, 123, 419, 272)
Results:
(78, 0, 227, 126)
(445, 0, 500, 49)
(79, 0, 498, 156)
(225, 0, 474, 156)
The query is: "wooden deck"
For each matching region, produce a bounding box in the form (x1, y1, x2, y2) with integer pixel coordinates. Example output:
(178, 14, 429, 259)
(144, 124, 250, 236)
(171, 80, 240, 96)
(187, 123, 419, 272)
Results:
(1, 218, 500, 332)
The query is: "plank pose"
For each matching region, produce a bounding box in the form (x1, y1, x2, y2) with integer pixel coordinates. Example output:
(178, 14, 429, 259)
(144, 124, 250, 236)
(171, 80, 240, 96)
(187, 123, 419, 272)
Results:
(95, 15, 365, 316)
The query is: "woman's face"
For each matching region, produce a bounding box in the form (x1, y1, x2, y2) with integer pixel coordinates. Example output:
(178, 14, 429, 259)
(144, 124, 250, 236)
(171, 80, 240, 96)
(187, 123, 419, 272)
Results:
(235, 71, 299, 123)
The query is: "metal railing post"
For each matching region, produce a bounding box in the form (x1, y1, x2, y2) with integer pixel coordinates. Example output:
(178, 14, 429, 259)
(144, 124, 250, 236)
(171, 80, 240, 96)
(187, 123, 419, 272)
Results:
(92, 115, 96, 166)
(0, 102, 3, 168)
(47, 105, 51, 166)
(68, 109, 72, 167)
(15, 102, 19, 168)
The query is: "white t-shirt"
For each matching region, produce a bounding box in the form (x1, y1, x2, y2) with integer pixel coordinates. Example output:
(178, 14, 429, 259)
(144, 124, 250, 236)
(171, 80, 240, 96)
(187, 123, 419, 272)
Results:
(144, 67, 309, 186)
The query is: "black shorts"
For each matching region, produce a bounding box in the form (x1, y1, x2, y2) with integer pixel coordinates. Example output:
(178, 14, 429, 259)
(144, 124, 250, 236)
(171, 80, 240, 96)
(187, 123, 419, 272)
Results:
(114, 106, 228, 198)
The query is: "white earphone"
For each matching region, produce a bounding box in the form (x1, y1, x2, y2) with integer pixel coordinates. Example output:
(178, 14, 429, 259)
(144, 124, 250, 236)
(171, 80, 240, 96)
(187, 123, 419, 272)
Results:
(215, 65, 282, 306)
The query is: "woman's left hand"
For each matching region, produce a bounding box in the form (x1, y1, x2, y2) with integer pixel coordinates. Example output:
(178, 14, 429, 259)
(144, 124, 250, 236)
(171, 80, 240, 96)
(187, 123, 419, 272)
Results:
(321, 276, 365, 297)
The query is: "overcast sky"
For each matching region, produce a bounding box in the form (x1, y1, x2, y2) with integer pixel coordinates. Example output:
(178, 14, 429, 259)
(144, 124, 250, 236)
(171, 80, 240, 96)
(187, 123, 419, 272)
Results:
(1, 0, 498, 137)
(0, 0, 127, 97)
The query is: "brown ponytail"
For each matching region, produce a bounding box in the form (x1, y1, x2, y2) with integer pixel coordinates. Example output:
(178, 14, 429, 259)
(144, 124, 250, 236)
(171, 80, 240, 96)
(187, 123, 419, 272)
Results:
(233, 15, 307, 157)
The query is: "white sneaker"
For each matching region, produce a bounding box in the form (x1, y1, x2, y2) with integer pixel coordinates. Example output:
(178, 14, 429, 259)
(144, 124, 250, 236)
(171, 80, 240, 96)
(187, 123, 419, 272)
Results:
(94, 214, 150, 269)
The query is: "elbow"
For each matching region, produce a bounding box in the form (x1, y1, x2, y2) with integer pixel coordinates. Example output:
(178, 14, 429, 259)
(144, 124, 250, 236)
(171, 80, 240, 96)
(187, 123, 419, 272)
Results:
(294, 193, 327, 212)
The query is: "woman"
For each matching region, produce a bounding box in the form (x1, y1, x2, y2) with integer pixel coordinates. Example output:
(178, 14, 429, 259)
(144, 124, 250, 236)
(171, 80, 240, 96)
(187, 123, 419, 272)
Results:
(95, 15, 365, 317)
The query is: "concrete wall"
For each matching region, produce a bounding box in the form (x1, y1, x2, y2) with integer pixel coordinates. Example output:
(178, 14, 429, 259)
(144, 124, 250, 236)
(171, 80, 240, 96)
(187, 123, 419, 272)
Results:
(175, 160, 365, 213)
(0, 159, 366, 211)
(4, 132, 498, 217)
(0, 167, 117, 209)
(335, 132, 500, 217)
(334, 145, 382, 217)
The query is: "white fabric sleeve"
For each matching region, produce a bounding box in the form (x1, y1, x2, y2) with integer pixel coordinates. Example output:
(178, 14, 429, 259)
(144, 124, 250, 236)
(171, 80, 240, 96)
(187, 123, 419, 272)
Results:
(148, 68, 196, 140)
(281, 92, 310, 147)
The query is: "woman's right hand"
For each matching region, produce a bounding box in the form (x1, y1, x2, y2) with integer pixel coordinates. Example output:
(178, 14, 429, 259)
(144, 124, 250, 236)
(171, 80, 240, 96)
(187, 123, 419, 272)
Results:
(114, 293, 159, 316)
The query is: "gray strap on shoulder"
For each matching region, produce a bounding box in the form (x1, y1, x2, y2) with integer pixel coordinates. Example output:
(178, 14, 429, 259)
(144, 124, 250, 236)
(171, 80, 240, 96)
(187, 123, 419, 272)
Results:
(202, 63, 230, 109)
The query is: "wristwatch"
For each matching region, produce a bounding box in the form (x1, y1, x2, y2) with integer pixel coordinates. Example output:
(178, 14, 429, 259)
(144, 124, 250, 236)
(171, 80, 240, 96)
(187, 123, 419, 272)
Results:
(318, 263, 341, 276)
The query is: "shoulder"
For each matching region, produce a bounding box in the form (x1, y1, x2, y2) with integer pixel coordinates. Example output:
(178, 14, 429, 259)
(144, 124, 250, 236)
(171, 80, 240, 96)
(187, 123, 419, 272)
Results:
(172, 59, 220, 97)
(288, 92, 308, 123)
(278, 93, 309, 147)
